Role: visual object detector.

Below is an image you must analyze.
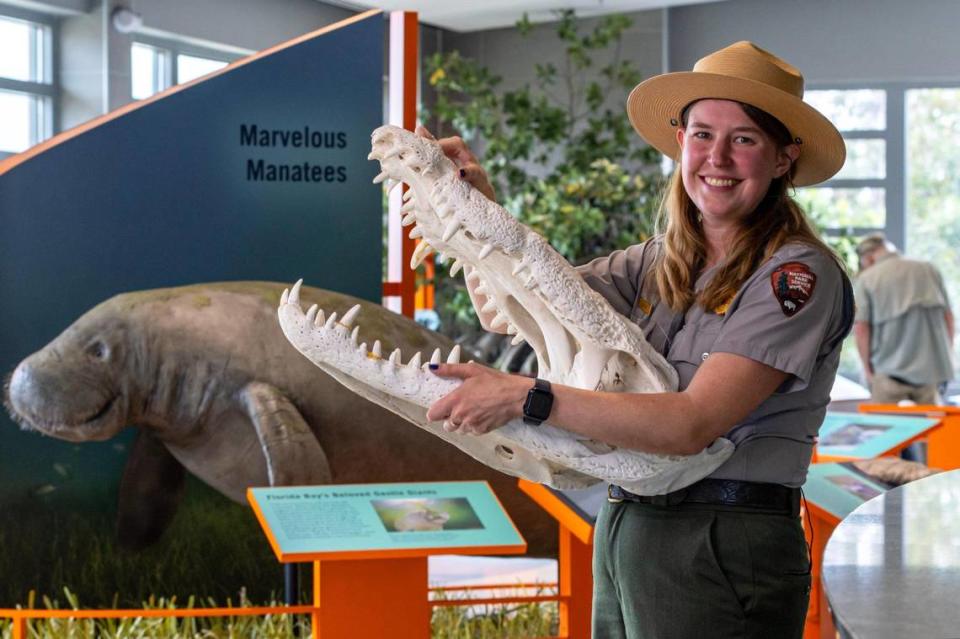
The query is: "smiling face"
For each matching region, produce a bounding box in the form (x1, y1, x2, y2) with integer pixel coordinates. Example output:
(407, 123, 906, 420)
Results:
(677, 99, 798, 230)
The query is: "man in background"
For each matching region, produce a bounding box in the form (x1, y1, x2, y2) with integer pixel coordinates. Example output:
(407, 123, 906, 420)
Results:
(854, 232, 955, 404)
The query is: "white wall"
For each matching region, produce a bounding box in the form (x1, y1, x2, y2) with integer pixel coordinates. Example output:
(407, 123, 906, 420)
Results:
(1, 0, 358, 130)
(667, 0, 960, 84)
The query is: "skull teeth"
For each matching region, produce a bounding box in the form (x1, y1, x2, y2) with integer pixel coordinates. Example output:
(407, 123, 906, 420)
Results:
(430, 348, 441, 365)
(373, 171, 389, 184)
(341, 304, 361, 328)
(324, 312, 338, 330)
(289, 279, 303, 305)
(411, 242, 433, 269)
(447, 345, 461, 364)
(442, 221, 461, 242)
(478, 244, 494, 260)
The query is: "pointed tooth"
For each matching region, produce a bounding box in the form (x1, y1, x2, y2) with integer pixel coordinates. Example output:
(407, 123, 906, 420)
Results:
(324, 312, 338, 329)
(511, 334, 525, 346)
(401, 213, 416, 227)
(289, 279, 303, 305)
(506, 324, 518, 335)
(281, 288, 289, 305)
(442, 220, 461, 242)
(402, 189, 414, 202)
(373, 171, 389, 184)
(466, 269, 482, 283)
(305, 304, 319, 324)
(491, 313, 508, 329)
(411, 241, 433, 269)
(314, 309, 325, 327)
(341, 304, 361, 328)
(409, 226, 423, 239)
(478, 244, 494, 260)
(358, 341, 367, 354)
(408, 352, 422, 369)
(400, 199, 416, 213)
(389, 348, 401, 365)
(446, 345, 461, 364)
(351, 326, 360, 345)
(480, 299, 497, 314)
(430, 348, 441, 365)
(512, 261, 526, 276)
(366, 151, 379, 161)
(450, 259, 463, 277)
(372, 341, 382, 358)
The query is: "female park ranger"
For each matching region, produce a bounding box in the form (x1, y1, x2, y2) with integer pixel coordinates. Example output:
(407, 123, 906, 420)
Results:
(425, 41, 854, 638)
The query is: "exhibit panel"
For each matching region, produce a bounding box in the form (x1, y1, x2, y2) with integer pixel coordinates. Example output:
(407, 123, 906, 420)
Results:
(0, 11, 385, 605)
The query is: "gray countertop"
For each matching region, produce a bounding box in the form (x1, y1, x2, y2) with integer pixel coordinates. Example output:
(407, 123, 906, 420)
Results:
(822, 468, 960, 639)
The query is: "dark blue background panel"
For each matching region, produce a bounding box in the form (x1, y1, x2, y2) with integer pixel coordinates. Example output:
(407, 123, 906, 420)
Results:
(0, 14, 383, 493)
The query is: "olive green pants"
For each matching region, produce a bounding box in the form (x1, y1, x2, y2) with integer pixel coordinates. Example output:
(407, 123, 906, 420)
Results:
(592, 499, 811, 639)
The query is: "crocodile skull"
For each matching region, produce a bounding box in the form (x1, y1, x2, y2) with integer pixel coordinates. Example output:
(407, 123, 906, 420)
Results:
(277, 125, 733, 495)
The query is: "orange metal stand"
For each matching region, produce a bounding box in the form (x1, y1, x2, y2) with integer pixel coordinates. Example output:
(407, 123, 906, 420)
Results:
(313, 557, 429, 639)
(859, 404, 960, 469)
(518, 479, 595, 637)
(802, 502, 840, 639)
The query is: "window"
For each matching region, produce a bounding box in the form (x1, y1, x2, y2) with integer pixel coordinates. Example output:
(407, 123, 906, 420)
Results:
(906, 88, 960, 376)
(0, 12, 54, 157)
(130, 38, 235, 100)
(797, 89, 890, 234)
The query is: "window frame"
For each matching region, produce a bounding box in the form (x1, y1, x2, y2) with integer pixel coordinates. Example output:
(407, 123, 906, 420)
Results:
(130, 34, 240, 99)
(0, 6, 57, 160)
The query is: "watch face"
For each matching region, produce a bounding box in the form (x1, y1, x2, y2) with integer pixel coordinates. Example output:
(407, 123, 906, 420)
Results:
(525, 389, 553, 420)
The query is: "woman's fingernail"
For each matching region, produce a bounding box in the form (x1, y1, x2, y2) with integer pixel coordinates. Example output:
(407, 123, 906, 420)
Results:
(459, 168, 466, 178)
(429, 363, 439, 370)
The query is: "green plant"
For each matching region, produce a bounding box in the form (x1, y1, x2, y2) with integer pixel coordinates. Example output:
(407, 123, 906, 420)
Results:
(422, 10, 664, 337)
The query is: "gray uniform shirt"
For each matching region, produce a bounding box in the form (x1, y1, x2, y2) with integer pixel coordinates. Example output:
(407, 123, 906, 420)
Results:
(578, 237, 853, 486)
(853, 252, 953, 385)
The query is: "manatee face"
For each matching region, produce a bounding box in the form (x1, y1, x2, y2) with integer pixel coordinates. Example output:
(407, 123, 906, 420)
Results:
(5, 305, 131, 442)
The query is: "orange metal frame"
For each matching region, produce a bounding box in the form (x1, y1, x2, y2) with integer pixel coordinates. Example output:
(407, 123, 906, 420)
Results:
(381, 11, 420, 318)
(858, 403, 960, 469)
(518, 479, 594, 638)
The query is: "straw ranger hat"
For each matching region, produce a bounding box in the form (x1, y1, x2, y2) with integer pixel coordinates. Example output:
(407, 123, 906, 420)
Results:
(626, 41, 845, 187)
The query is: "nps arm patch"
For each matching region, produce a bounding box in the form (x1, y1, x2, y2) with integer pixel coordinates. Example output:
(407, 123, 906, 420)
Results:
(771, 262, 816, 316)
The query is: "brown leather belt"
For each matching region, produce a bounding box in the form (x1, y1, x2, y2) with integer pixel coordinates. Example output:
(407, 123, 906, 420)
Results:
(608, 478, 800, 515)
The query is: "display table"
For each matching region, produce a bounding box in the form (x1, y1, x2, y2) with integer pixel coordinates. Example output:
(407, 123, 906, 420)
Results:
(859, 404, 960, 469)
(248, 481, 525, 639)
(822, 469, 960, 638)
(814, 412, 940, 462)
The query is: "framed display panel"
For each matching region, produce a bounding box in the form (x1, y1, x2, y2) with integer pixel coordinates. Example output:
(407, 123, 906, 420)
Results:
(248, 481, 526, 562)
(816, 411, 940, 461)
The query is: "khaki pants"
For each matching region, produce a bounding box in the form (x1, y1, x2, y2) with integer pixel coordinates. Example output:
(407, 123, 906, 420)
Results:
(871, 373, 940, 405)
(592, 500, 810, 639)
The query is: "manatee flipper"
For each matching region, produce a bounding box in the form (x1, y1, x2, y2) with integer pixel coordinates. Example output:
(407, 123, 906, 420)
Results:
(117, 428, 187, 550)
(240, 382, 332, 485)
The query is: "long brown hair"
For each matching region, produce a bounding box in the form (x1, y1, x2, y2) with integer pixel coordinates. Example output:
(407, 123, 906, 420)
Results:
(654, 101, 839, 312)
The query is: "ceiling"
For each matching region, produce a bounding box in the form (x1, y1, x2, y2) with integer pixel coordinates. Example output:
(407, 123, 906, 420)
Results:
(328, 0, 726, 32)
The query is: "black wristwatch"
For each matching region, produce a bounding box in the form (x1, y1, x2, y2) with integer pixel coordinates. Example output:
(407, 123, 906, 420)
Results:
(522, 378, 553, 426)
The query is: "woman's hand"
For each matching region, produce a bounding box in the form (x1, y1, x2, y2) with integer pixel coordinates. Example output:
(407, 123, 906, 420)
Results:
(425, 363, 531, 435)
(416, 125, 497, 202)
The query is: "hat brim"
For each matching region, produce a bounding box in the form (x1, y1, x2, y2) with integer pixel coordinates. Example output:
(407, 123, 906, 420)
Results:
(627, 72, 845, 187)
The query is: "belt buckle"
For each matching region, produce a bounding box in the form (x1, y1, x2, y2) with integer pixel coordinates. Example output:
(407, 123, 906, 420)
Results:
(607, 485, 624, 503)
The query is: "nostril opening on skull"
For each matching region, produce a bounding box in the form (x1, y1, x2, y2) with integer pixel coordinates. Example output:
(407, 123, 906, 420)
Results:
(495, 444, 515, 461)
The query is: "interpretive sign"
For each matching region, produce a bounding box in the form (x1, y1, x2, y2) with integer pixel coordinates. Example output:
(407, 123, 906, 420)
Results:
(803, 462, 891, 521)
(817, 412, 939, 461)
(248, 481, 526, 562)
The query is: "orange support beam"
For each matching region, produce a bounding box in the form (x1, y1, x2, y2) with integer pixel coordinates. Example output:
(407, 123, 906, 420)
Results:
(312, 557, 430, 639)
